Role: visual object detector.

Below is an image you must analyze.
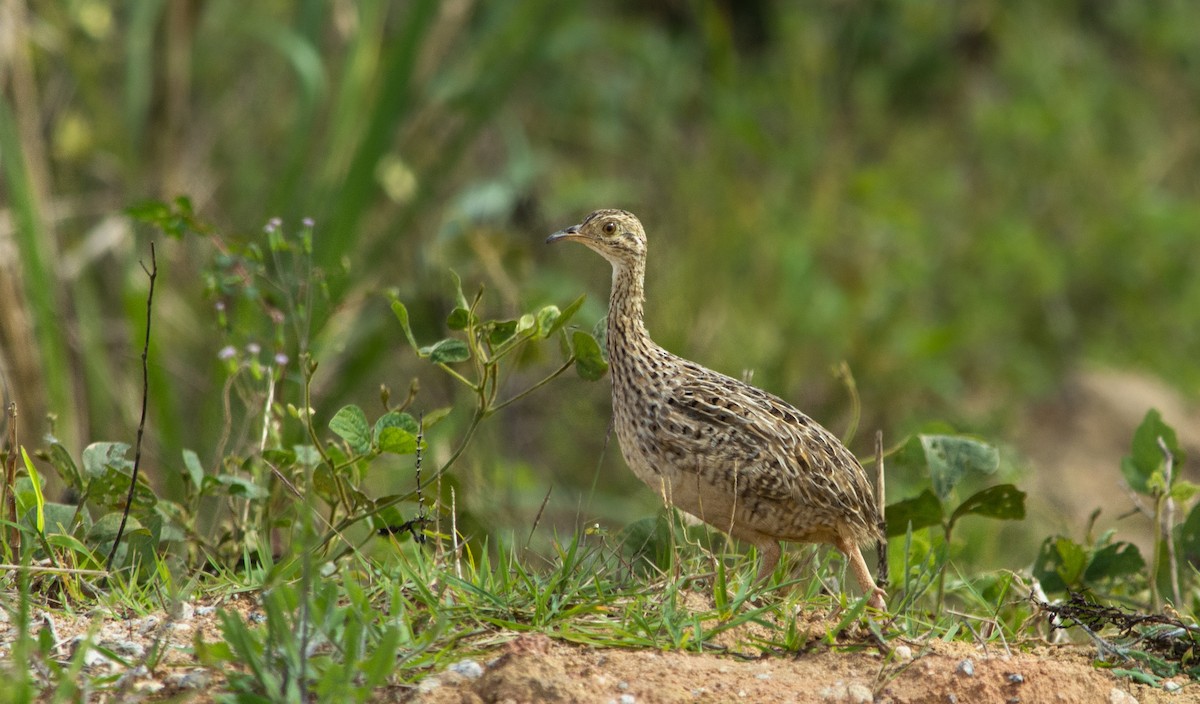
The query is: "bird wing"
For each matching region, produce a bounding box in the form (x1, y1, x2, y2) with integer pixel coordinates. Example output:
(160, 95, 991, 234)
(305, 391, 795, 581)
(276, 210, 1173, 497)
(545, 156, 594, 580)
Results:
(650, 364, 879, 524)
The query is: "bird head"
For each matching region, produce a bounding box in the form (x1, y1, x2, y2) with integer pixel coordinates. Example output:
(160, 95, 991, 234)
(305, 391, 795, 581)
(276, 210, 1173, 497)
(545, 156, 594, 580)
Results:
(546, 209, 646, 269)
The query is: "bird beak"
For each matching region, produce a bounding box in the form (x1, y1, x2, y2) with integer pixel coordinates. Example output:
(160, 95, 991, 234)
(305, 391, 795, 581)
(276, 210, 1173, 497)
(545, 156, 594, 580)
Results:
(546, 224, 581, 244)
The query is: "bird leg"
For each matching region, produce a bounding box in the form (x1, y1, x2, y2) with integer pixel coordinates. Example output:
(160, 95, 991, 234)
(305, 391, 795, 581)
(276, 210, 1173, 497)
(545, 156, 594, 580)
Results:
(838, 537, 887, 610)
(753, 540, 781, 583)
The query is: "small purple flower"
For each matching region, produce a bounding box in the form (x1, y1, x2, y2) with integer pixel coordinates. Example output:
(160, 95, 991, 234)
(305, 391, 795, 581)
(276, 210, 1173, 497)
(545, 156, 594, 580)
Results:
(301, 217, 315, 228)
(217, 345, 237, 361)
(274, 352, 289, 366)
(215, 300, 226, 312)
(246, 342, 261, 355)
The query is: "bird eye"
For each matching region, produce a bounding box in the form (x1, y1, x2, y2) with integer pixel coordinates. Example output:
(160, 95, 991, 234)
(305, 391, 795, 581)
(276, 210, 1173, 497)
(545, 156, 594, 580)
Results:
(603, 222, 616, 234)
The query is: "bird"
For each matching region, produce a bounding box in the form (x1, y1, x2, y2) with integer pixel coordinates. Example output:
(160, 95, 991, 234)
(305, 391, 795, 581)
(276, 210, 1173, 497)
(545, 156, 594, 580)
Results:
(547, 209, 886, 609)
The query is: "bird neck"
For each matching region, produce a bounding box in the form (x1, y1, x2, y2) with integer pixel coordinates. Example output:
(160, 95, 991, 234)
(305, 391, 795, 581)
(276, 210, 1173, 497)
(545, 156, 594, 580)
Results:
(607, 261, 651, 360)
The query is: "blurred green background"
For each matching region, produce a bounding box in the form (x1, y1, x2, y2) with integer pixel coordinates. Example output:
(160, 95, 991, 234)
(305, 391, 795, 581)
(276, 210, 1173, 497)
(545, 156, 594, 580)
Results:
(2, 1, 1199, 565)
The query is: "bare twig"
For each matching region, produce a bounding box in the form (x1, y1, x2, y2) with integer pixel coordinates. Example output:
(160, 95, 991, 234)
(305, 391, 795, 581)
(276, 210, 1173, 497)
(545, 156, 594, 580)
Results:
(1159, 435, 1181, 607)
(106, 243, 156, 571)
(875, 429, 888, 587)
(4, 402, 18, 560)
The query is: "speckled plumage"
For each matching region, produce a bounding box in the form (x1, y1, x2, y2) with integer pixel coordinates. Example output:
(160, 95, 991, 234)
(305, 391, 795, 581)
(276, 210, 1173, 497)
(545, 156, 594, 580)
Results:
(547, 209, 886, 609)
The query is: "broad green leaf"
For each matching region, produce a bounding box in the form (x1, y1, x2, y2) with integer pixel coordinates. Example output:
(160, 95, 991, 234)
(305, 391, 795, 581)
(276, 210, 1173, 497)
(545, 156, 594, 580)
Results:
(446, 306, 471, 330)
(949, 484, 1026, 525)
(81, 442, 133, 478)
(329, 405, 371, 454)
(885, 488, 944, 536)
(41, 502, 87, 536)
(374, 411, 419, 438)
(1085, 541, 1145, 582)
(390, 300, 419, 351)
(571, 330, 609, 381)
(488, 319, 519, 347)
(182, 449, 205, 489)
(88, 513, 144, 543)
(1169, 480, 1200, 503)
(294, 444, 321, 469)
(515, 313, 535, 335)
(1032, 535, 1088, 592)
(546, 294, 586, 337)
(377, 428, 418, 455)
(920, 434, 1000, 502)
(216, 475, 270, 499)
(421, 338, 470, 364)
(535, 305, 561, 338)
(1121, 409, 1185, 496)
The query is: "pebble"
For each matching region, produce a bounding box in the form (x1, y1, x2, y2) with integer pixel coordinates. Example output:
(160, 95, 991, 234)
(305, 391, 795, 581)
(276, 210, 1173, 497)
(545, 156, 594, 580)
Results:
(1164, 680, 1182, 693)
(755, 673, 772, 680)
(846, 683, 872, 703)
(818, 682, 872, 703)
(448, 659, 483, 680)
(619, 696, 635, 704)
(956, 659, 975, 677)
(892, 644, 913, 663)
(165, 670, 210, 689)
(1108, 689, 1138, 704)
(195, 605, 216, 616)
(1007, 673, 1024, 684)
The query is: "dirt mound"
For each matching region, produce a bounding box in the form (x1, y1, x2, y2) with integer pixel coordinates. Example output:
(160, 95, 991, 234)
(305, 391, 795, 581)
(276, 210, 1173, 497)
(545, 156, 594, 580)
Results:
(408, 632, 1179, 704)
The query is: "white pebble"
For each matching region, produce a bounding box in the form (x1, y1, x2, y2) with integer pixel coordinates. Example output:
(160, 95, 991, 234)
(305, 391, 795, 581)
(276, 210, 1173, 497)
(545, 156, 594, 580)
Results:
(847, 683, 872, 703)
(892, 644, 913, 663)
(448, 659, 483, 680)
(1108, 688, 1138, 704)
(619, 695, 635, 704)
(956, 659, 975, 677)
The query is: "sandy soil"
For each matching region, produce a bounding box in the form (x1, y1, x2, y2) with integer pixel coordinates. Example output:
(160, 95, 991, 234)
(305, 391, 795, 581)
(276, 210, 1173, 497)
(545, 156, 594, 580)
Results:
(0, 591, 1189, 704)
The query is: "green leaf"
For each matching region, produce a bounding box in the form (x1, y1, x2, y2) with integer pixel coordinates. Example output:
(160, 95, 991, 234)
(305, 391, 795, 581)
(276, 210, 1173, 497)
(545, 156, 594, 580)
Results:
(374, 411, 419, 439)
(546, 294, 586, 338)
(1169, 480, 1200, 503)
(82, 442, 133, 478)
(21, 447, 45, 533)
(516, 313, 535, 336)
(1032, 535, 1089, 592)
(377, 428, 418, 454)
(41, 502, 87, 536)
(182, 449, 205, 489)
(949, 484, 1026, 525)
(422, 407, 453, 428)
(446, 306, 471, 330)
(1121, 409, 1186, 496)
(421, 338, 470, 364)
(488, 320, 519, 347)
(920, 434, 1000, 502)
(449, 270, 469, 310)
(571, 330, 609, 381)
(884, 489, 944, 537)
(1085, 542, 1145, 582)
(534, 305, 561, 338)
(293, 444, 321, 469)
(329, 405, 371, 454)
(215, 475, 270, 499)
(390, 300, 419, 351)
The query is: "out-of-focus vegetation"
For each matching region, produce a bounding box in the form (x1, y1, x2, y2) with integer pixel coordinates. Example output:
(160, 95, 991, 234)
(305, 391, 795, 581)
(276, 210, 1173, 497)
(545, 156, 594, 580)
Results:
(3, 0, 1200, 562)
